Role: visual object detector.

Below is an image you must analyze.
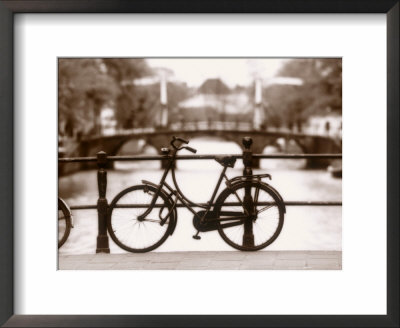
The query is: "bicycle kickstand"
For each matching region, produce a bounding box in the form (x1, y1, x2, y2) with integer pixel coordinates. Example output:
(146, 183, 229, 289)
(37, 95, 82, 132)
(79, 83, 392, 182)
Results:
(192, 230, 201, 240)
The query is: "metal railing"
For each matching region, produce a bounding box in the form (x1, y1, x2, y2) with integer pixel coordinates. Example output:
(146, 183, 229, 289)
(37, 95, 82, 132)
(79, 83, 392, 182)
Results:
(59, 153, 341, 163)
(59, 139, 342, 253)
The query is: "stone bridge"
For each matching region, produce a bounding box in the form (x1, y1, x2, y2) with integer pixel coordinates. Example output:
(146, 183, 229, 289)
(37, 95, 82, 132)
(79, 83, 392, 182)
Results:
(74, 127, 341, 169)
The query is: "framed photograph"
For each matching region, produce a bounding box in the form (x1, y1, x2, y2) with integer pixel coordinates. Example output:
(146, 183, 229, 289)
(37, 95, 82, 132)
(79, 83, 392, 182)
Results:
(57, 56, 343, 269)
(1, 1, 398, 327)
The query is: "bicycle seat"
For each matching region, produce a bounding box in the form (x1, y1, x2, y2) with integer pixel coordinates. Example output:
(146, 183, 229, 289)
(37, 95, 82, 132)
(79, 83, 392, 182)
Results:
(214, 156, 236, 168)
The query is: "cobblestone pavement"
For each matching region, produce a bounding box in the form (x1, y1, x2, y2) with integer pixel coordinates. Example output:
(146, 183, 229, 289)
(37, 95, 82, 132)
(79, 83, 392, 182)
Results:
(59, 251, 341, 270)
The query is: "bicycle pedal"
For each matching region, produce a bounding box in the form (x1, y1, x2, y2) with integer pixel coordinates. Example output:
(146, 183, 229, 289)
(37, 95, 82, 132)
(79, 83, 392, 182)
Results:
(192, 235, 201, 240)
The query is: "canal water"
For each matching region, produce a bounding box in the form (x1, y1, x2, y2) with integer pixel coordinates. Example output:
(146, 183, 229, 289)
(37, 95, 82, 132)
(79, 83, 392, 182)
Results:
(58, 137, 342, 254)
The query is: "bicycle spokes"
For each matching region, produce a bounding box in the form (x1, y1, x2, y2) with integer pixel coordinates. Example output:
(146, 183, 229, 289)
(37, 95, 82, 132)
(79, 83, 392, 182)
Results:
(215, 182, 284, 251)
(108, 185, 172, 252)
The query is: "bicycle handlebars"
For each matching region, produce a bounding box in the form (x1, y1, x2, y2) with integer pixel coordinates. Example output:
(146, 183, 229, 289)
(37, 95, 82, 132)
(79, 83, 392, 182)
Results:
(185, 146, 197, 154)
(170, 136, 197, 153)
(172, 136, 189, 144)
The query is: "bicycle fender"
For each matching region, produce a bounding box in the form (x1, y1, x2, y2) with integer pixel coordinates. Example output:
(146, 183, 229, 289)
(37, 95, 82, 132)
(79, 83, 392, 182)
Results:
(141, 180, 178, 235)
(260, 182, 286, 214)
(141, 179, 159, 189)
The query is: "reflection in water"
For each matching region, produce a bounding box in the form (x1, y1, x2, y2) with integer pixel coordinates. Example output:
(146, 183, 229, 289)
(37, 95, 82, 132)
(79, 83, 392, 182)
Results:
(59, 138, 341, 254)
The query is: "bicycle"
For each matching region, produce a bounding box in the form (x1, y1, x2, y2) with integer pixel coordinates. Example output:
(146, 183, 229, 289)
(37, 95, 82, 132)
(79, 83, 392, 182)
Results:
(107, 136, 286, 252)
(58, 197, 73, 248)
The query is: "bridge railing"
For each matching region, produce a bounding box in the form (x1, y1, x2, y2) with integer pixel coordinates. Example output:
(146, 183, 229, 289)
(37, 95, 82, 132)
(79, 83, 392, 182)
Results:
(59, 138, 342, 253)
(96, 121, 342, 138)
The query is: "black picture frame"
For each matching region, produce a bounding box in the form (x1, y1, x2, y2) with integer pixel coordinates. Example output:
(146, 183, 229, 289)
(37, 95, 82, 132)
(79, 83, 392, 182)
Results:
(0, 1, 398, 327)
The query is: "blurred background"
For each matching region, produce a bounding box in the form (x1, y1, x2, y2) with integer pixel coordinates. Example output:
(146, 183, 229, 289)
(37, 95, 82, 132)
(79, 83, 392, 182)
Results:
(58, 58, 342, 254)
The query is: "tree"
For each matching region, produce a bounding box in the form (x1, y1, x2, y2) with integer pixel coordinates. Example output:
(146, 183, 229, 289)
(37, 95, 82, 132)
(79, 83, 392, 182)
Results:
(101, 58, 150, 83)
(101, 59, 152, 128)
(129, 81, 192, 127)
(58, 59, 119, 136)
(277, 58, 342, 115)
(264, 58, 342, 127)
(264, 84, 313, 128)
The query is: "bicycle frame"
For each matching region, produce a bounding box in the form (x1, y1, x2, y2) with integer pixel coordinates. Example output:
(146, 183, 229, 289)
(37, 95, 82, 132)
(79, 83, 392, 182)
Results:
(138, 147, 230, 222)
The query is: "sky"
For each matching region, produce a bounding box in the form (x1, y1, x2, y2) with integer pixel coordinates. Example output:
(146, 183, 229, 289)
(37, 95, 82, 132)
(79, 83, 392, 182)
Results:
(146, 58, 288, 88)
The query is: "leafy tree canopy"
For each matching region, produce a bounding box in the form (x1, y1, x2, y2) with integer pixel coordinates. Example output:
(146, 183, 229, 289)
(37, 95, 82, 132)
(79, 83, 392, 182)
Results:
(58, 58, 120, 135)
(101, 58, 151, 83)
(264, 58, 342, 127)
(59, 58, 152, 136)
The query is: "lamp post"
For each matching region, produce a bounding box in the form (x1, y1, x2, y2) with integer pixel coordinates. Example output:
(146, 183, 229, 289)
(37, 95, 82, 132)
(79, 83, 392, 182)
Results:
(253, 78, 264, 130)
(160, 75, 168, 128)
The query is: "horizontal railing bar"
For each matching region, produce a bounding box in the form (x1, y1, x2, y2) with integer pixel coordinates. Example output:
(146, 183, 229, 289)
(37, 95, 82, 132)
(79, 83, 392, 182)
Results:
(69, 201, 341, 210)
(70, 205, 98, 210)
(59, 157, 97, 163)
(284, 201, 342, 206)
(252, 154, 342, 159)
(59, 153, 342, 163)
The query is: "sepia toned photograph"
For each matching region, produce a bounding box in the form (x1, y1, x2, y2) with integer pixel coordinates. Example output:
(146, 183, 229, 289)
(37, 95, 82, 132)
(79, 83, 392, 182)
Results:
(58, 58, 342, 270)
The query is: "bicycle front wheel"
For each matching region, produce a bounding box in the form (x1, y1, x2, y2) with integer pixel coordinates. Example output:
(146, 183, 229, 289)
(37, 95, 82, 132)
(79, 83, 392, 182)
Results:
(214, 181, 284, 251)
(58, 198, 72, 248)
(108, 185, 173, 253)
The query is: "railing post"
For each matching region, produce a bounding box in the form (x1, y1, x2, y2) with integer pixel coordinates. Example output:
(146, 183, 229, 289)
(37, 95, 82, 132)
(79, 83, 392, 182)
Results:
(242, 137, 255, 248)
(96, 151, 110, 253)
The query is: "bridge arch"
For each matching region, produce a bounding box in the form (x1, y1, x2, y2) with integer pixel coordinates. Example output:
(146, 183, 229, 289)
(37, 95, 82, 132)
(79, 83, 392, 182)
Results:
(114, 138, 146, 155)
(282, 137, 308, 154)
(77, 129, 341, 169)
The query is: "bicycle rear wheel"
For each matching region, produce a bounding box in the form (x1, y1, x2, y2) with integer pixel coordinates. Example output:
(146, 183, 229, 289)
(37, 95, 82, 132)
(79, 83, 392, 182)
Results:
(214, 181, 284, 251)
(58, 198, 72, 248)
(107, 185, 173, 253)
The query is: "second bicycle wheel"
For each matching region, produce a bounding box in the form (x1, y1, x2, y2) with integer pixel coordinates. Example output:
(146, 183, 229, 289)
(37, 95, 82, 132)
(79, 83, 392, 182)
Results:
(58, 198, 72, 248)
(108, 184, 174, 253)
(214, 181, 285, 251)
